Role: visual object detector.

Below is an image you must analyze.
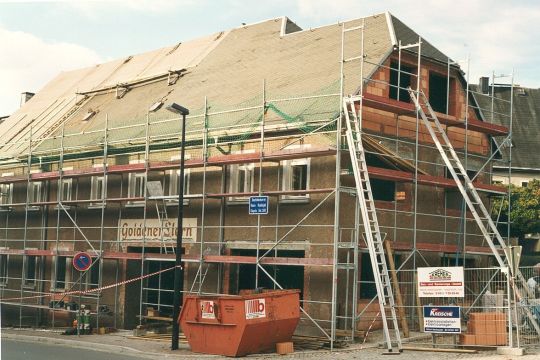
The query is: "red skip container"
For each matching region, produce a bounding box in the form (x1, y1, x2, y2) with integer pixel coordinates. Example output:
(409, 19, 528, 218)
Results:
(179, 289, 300, 357)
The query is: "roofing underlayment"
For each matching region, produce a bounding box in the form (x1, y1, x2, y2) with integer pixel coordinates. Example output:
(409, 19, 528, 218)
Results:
(0, 12, 452, 161)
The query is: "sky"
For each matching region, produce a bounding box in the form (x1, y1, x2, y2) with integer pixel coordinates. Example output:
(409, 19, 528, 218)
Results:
(0, 0, 539, 116)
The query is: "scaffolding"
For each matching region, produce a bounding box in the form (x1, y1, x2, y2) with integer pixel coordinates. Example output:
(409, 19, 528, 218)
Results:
(0, 18, 519, 350)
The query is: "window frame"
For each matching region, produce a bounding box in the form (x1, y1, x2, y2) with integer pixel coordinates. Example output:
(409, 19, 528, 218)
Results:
(28, 180, 43, 210)
(51, 255, 71, 291)
(22, 251, 38, 289)
(89, 165, 107, 208)
(0, 251, 8, 286)
(127, 160, 146, 207)
(0, 173, 14, 207)
(227, 150, 256, 204)
(280, 146, 311, 203)
(167, 156, 191, 206)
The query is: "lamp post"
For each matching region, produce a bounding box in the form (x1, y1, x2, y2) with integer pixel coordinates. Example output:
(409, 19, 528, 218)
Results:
(166, 102, 189, 350)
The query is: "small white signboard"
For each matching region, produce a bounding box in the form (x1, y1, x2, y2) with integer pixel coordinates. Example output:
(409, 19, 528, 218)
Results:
(417, 267, 464, 298)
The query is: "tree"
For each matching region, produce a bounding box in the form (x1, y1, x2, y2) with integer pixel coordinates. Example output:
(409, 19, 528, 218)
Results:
(492, 179, 540, 239)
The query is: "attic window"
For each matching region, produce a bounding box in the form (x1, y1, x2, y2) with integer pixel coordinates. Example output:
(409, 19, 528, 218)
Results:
(516, 88, 527, 96)
(82, 110, 96, 122)
(389, 61, 414, 103)
(149, 101, 164, 112)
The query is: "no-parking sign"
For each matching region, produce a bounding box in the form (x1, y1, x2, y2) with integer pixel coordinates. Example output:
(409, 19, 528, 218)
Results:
(73, 252, 93, 271)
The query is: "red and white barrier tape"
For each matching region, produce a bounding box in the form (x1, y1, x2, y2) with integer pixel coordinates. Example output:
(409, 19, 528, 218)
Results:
(0, 265, 182, 302)
(360, 311, 380, 348)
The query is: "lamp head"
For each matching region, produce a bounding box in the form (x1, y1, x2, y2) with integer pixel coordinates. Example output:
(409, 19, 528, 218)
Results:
(166, 103, 190, 116)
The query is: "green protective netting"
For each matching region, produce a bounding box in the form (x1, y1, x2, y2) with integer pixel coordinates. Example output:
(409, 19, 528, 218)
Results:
(27, 81, 342, 164)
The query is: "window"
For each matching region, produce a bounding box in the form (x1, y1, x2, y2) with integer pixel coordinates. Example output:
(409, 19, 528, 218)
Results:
(389, 61, 414, 103)
(0, 183, 13, 206)
(522, 181, 529, 188)
(128, 173, 146, 206)
(168, 156, 190, 205)
(429, 72, 448, 114)
(0, 253, 8, 286)
(360, 253, 376, 298)
(58, 178, 72, 204)
(28, 181, 43, 209)
(281, 157, 310, 203)
(0, 173, 14, 206)
(371, 179, 396, 201)
(228, 163, 254, 202)
(90, 175, 106, 206)
(52, 256, 70, 290)
(85, 258, 100, 292)
(23, 255, 38, 288)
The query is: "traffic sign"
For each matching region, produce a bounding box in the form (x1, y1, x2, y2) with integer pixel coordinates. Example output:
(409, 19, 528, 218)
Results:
(249, 196, 269, 215)
(73, 252, 93, 271)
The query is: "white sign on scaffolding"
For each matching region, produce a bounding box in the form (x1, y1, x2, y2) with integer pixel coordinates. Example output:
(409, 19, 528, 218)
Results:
(417, 267, 464, 298)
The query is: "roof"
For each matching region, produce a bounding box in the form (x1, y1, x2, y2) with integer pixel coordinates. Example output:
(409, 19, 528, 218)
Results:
(390, 14, 451, 64)
(0, 13, 454, 162)
(472, 85, 540, 170)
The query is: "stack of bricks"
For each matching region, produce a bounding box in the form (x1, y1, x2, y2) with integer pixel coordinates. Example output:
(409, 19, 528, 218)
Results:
(459, 312, 508, 346)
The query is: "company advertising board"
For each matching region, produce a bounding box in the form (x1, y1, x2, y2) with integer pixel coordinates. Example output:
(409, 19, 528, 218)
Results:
(245, 298, 266, 319)
(417, 267, 464, 298)
(423, 306, 461, 333)
(200, 300, 216, 319)
(118, 218, 197, 243)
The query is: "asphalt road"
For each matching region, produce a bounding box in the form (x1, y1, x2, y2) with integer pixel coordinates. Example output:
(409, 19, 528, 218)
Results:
(1, 339, 148, 360)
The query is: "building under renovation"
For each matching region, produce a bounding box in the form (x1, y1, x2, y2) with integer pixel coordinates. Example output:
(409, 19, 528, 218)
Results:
(0, 13, 525, 349)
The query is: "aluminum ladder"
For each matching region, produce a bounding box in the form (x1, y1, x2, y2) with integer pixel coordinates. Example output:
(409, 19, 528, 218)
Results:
(408, 88, 540, 336)
(155, 199, 175, 255)
(343, 95, 403, 353)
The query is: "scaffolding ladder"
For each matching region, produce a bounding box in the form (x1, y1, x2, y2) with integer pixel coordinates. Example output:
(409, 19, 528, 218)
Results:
(155, 198, 175, 255)
(408, 88, 540, 336)
(343, 95, 403, 353)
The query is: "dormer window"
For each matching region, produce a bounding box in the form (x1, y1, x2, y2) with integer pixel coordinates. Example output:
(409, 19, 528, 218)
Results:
(389, 61, 415, 103)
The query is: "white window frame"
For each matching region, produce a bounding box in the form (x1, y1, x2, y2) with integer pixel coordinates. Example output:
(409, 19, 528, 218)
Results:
(56, 167, 73, 209)
(0, 173, 14, 208)
(51, 255, 71, 291)
(27, 169, 44, 210)
(127, 160, 146, 207)
(228, 150, 255, 203)
(167, 156, 190, 206)
(280, 145, 311, 203)
(22, 250, 38, 289)
(0, 249, 8, 286)
(90, 164, 107, 208)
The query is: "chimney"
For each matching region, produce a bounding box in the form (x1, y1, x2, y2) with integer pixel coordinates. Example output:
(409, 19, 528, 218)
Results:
(479, 77, 490, 94)
(20, 92, 35, 107)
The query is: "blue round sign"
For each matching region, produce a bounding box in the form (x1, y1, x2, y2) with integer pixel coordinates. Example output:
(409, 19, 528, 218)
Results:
(73, 252, 92, 271)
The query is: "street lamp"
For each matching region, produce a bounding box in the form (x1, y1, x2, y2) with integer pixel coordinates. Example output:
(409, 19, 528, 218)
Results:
(166, 102, 189, 350)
